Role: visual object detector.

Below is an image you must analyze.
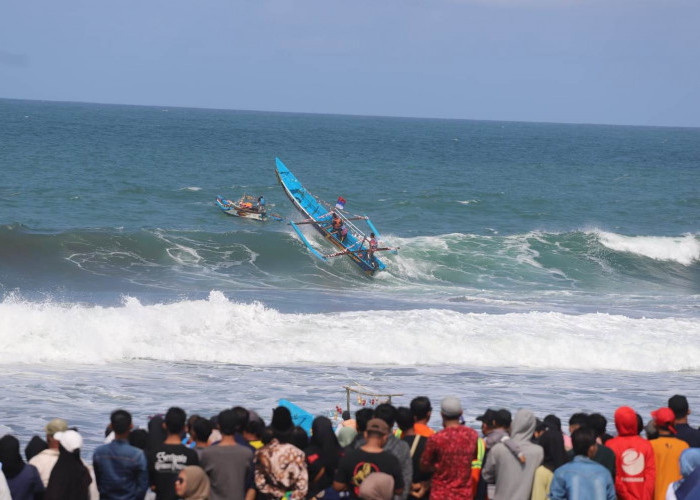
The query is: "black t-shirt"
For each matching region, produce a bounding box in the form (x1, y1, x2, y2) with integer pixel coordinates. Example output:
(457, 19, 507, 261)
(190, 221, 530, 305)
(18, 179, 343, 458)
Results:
(147, 443, 199, 500)
(334, 448, 404, 498)
(402, 435, 432, 484)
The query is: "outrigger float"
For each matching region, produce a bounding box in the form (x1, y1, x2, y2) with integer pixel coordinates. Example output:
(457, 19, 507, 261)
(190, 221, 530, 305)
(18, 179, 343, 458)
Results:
(274, 157, 397, 276)
(215, 194, 281, 221)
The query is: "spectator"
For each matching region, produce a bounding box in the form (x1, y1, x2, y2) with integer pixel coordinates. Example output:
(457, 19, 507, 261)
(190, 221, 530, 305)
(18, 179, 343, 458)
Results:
(567, 413, 588, 451)
(243, 420, 264, 450)
(92, 409, 149, 500)
(358, 472, 395, 500)
(29, 418, 68, 487)
(0, 435, 44, 500)
(667, 448, 700, 499)
(190, 418, 212, 457)
(305, 416, 344, 498)
(128, 429, 148, 451)
(475, 408, 523, 500)
(254, 421, 308, 499)
(549, 427, 615, 500)
(290, 426, 309, 451)
(649, 407, 688, 500)
(147, 407, 199, 500)
(45, 430, 93, 500)
(352, 409, 375, 448)
(334, 418, 403, 499)
(338, 427, 358, 448)
(586, 413, 616, 480)
(668, 395, 700, 448)
(606, 406, 655, 500)
(200, 409, 254, 500)
(531, 415, 567, 500)
(396, 407, 430, 499)
(420, 396, 478, 500)
(24, 437, 47, 463)
(482, 409, 544, 500)
(231, 407, 256, 451)
(0, 473, 9, 500)
(174, 466, 210, 500)
(409, 397, 434, 438)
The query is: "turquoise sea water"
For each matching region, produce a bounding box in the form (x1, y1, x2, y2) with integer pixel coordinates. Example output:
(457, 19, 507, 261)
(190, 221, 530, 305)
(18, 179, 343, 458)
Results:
(1, 98, 699, 452)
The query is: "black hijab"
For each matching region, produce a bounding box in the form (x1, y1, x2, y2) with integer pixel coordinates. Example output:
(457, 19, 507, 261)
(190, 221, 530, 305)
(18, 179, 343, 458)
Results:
(538, 416, 568, 472)
(309, 416, 342, 472)
(44, 444, 91, 500)
(0, 435, 25, 479)
(25, 436, 48, 462)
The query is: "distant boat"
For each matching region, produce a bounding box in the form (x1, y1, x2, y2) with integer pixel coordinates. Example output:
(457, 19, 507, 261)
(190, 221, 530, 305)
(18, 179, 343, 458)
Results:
(215, 194, 281, 221)
(274, 157, 397, 276)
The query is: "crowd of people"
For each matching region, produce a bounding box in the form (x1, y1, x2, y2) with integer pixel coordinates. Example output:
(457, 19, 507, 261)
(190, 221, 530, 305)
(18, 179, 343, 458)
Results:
(2, 394, 700, 500)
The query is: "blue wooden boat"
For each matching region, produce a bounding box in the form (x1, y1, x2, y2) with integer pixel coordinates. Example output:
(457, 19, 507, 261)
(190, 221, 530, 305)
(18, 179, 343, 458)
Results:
(275, 157, 396, 276)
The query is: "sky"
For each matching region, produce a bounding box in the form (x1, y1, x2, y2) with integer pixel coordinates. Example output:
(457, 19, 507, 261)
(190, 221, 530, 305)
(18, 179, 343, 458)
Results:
(1, 0, 699, 127)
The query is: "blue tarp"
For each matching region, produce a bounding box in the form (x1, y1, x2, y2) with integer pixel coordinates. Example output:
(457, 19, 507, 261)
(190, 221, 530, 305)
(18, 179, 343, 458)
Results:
(278, 398, 314, 435)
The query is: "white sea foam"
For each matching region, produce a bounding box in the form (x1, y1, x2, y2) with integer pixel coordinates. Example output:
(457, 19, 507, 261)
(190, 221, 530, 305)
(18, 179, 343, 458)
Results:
(2, 292, 698, 371)
(595, 231, 700, 266)
(181, 186, 202, 191)
(457, 200, 479, 205)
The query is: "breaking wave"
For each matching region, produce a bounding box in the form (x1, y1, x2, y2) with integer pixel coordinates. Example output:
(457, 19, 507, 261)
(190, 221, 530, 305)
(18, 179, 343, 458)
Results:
(1, 292, 698, 371)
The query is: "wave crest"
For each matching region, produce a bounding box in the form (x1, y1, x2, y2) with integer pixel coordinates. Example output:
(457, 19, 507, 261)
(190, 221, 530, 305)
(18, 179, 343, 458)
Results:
(2, 292, 699, 371)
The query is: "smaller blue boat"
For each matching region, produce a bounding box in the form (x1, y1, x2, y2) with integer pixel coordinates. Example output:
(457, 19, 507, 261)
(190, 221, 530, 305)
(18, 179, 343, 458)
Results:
(275, 157, 397, 276)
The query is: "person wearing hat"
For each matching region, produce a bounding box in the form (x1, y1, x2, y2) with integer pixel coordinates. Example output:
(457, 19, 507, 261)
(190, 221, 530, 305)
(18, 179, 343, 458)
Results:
(419, 396, 478, 500)
(45, 429, 93, 500)
(333, 418, 404, 498)
(650, 407, 689, 500)
(28, 418, 68, 487)
(668, 395, 700, 448)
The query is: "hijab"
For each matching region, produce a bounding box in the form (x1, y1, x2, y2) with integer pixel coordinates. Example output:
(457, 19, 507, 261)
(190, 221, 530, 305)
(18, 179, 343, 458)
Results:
(538, 416, 568, 472)
(0, 435, 25, 479)
(181, 466, 211, 500)
(358, 472, 394, 500)
(309, 416, 342, 472)
(337, 426, 358, 448)
(44, 444, 92, 500)
(675, 449, 700, 500)
(271, 407, 294, 443)
(24, 436, 48, 462)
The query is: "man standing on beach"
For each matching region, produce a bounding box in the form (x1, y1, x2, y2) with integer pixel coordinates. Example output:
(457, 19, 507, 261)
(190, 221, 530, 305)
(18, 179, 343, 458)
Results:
(147, 407, 199, 500)
(93, 409, 149, 500)
(420, 396, 478, 500)
(334, 418, 404, 498)
(29, 418, 68, 487)
(668, 395, 700, 448)
(410, 397, 434, 438)
(200, 409, 254, 500)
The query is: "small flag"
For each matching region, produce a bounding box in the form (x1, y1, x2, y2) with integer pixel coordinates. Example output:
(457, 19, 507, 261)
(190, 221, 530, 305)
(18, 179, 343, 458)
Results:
(335, 196, 346, 210)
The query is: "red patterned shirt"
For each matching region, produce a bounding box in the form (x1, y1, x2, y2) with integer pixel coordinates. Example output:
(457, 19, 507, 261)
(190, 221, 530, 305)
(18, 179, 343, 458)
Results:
(420, 425, 478, 500)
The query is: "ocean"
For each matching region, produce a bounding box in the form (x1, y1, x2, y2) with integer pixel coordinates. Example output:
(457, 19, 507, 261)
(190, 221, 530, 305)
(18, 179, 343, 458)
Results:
(1, 98, 699, 453)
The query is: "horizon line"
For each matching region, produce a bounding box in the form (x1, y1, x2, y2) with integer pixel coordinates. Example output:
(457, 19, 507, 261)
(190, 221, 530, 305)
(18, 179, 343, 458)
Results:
(1, 96, 698, 131)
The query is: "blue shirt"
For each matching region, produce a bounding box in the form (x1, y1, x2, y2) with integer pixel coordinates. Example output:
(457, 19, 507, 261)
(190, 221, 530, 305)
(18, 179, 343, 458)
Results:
(549, 455, 615, 500)
(93, 439, 149, 500)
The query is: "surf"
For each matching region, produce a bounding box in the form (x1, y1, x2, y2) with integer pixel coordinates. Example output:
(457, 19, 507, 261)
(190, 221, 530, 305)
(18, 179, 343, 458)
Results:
(1, 291, 699, 372)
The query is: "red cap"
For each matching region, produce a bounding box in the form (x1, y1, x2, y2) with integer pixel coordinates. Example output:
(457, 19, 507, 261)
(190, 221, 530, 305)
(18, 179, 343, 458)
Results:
(651, 407, 677, 434)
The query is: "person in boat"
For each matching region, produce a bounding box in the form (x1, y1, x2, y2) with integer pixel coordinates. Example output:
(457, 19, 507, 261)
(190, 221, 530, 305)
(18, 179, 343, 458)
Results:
(340, 223, 349, 243)
(331, 212, 342, 235)
(368, 232, 379, 267)
(257, 196, 266, 213)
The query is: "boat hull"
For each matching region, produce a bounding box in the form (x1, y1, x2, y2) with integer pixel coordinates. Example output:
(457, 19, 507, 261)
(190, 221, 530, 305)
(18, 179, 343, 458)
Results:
(216, 196, 267, 221)
(274, 158, 385, 275)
